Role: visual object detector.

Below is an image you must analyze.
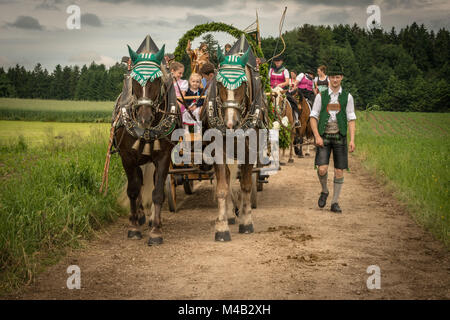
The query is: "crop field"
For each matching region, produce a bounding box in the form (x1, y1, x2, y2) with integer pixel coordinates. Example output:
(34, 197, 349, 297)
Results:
(355, 111, 449, 245)
(0, 122, 125, 292)
(0, 98, 114, 123)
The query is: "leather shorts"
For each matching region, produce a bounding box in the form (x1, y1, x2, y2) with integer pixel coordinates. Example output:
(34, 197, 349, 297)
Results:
(314, 133, 348, 169)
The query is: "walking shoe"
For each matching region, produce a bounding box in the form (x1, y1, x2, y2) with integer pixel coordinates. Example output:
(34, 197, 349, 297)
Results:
(318, 192, 329, 208)
(330, 203, 342, 213)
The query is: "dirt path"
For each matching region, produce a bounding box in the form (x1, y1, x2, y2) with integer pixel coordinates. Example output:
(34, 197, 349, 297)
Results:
(10, 154, 450, 299)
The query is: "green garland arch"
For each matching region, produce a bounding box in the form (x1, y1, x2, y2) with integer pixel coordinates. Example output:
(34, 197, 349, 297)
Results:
(173, 22, 290, 149)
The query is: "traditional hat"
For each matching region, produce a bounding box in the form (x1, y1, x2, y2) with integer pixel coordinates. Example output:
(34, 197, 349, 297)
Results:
(273, 55, 285, 62)
(327, 63, 344, 76)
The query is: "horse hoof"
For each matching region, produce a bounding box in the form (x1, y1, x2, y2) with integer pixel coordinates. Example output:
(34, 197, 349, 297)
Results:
(127, 230, 142, 240)
(305, 153, 310, 156)
(280, 161, 287, 166)
(288, 158, 294, 163)
(297, 154, 304, 158)
(239, 224, 254, 234)
(147, 237, 163, 246)
(228, 217, 236, 225)
(138, 215, 146, 226)
(234, 207, 240, 216)
(148, 220, 152, 227)
(215, 231, 231, 242)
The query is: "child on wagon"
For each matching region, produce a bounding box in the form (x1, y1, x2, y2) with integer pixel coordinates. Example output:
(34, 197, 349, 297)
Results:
(183, 73, 204, 133)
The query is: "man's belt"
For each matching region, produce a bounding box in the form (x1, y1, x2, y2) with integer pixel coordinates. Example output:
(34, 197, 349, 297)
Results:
(327, 103, 341, 113)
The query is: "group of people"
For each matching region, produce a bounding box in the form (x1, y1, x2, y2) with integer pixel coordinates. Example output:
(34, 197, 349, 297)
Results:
(163, 43, 356, 214)
(269, 56, 356, 214)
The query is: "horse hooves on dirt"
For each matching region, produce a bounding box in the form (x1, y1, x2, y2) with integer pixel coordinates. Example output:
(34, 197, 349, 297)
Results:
(127, 230, 142, 240)
(288, 158, 294, 163)
(138, 215, 146, 226)
(147, 237, 163, 246)
(305, 153, 310, 156)
(228, 217, 236, 225)
(239, 224, 254, 234)
(297, 154, 304, 158)
(215, 231, 231, 242)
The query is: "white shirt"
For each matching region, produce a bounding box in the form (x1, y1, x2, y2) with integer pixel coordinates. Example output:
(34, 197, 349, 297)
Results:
(296, 73, 305, 82)
(310, 87, 356, 122)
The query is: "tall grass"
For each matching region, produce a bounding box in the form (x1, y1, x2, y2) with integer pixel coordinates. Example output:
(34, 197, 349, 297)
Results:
(0, 127, 126, 293)
(355, 111, 449, 246)
(0, 98, 114, 122)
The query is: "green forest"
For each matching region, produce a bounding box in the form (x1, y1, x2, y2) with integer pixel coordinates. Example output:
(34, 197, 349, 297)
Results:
(0, 22, 448, 112)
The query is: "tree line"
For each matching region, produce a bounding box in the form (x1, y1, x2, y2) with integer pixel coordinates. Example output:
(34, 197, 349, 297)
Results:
(0, 22, 448, 112)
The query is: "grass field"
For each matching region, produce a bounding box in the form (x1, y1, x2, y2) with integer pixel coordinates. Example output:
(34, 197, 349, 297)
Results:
(355, 111, 449, 246)
(0, 122, 126, 293)
(0, 98, 114, 122)
(0, 121, 110, 145)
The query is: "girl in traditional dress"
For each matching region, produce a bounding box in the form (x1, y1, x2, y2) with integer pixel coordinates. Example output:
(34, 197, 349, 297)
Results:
(314, 65, 329, 95)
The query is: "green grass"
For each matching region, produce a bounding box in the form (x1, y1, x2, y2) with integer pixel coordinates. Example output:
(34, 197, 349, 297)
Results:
(355, 111, 450, 246)
(0, 98, 114, 122)
(0, 123, 126, 293)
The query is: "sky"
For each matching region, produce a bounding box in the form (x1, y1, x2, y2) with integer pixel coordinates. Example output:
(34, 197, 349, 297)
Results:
(0, 0, 449, 71)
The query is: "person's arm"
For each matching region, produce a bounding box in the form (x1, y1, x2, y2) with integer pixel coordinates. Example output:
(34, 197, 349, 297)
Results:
(310, 93, 323, 147)
(346, 93, 357, 152)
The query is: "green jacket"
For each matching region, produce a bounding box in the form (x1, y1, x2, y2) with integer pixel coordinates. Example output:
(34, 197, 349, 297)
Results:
(318, 90, 349, 136)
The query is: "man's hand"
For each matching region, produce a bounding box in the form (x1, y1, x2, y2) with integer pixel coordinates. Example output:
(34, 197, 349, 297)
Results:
(315, 135, 324, 147)
(349, 140, 355, 153)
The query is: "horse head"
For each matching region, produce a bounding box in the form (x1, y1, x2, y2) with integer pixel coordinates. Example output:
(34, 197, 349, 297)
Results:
(127, 44, 166, 128)
(215, 46, 251, 130)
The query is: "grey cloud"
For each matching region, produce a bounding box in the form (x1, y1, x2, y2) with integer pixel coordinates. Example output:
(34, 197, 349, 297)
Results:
(6, 16, 44, 30)
(35, 0, 63, 10)
(320, 11, 351, 25)
(185, 14, 212, 25)
(81, 13, 103, 27)
(95, 0, 223, 8)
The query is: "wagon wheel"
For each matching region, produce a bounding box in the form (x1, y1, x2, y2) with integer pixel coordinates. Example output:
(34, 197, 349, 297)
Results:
(251, 172, 257, 209)
(165, 174, 176, 212)
(183, 179, 194, 194)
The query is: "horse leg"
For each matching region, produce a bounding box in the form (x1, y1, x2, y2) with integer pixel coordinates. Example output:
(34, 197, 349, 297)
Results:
(288, 128, 294, 163)
(238, 164, 254, 234)
(225, 164, 239, 224)
(124, 165, 144, 240)
(147, 152, 170, 246)
(214, 163, 231, 242)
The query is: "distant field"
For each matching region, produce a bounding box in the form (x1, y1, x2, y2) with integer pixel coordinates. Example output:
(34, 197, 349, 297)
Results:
(355, 111, 449, 245)
(0, 120, 110, 145)
(0, 98, 114, 122)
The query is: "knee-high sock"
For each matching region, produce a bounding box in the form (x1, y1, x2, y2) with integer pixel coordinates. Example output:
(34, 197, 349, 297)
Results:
(317, 170, 328, 193)
(332, 177, 344, 204)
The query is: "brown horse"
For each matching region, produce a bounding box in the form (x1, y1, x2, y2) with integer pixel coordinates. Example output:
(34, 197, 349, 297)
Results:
(202, 45, 267, 241)
(113, 42, 180, 246)
(270, 87, 302, 163)
(294, 92, 314, 157)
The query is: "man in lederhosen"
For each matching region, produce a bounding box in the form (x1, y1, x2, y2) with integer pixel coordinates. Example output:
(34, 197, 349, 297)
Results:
(309, 63, 356, 213)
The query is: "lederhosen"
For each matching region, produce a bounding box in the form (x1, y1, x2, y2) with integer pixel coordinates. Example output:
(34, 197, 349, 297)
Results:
(314, 90, 349, 169)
